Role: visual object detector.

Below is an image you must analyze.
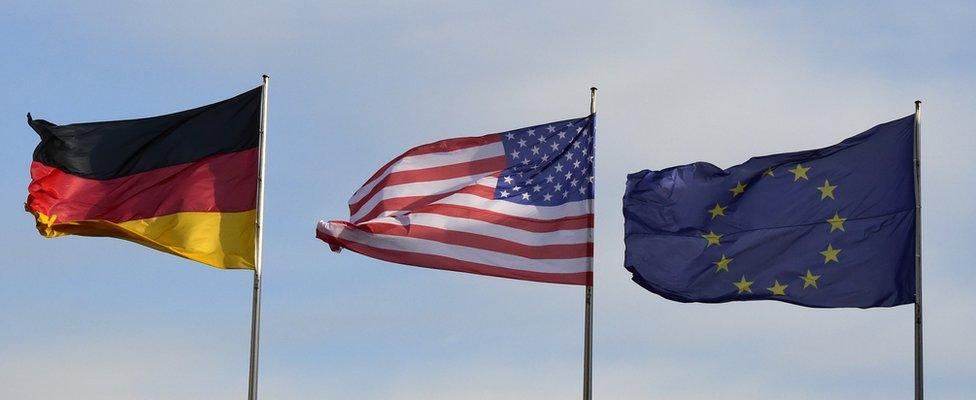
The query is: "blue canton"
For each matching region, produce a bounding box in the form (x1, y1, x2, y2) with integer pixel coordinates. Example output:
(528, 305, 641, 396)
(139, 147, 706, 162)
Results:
(495, 116, 595, 206)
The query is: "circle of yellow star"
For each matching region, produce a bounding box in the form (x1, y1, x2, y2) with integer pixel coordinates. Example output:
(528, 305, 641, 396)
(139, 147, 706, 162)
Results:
(820, 244, 841, 263)
(708, 203, 727, 219)
(729, 181, 747, 197)
(733, 275, 754, 294)
(817, 179, 838, 200)
(788, 163, 810, 181)
(701, 231, 722, 247)
(767, 280, 788, 296)
(826, 212, 847, 232)
(763, 166, 775, 177)
(800, 270, 821, 289)
(713, 254, 733, 272)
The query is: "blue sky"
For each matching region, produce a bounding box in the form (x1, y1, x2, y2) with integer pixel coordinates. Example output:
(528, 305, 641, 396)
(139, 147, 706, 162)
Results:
(2, 1, 974, 399)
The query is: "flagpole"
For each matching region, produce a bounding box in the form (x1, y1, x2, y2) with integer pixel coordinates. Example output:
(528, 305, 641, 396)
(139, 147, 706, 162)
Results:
(913, 100, 923, 400)
(583, 86, 596, 400)
(247, 75, 269, 400)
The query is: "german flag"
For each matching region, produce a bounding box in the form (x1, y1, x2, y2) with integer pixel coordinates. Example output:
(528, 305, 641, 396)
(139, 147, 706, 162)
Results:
(26, 87, 262, 269)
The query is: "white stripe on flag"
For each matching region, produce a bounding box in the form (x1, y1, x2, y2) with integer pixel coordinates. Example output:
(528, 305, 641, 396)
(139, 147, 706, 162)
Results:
(349, 141, 505, 204)
(351, 172, 497, 222)
(358, 213, 592, 246)
(319, 222, 592, 274)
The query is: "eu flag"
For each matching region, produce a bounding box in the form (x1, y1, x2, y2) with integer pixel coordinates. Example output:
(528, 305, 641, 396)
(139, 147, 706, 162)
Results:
(623, 116, 916, 308)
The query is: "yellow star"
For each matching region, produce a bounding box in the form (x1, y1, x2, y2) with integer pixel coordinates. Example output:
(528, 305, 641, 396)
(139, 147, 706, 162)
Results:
(713, 254, 733, 272)
(800, 270, 821, 289)
(817, 179, 838, 200)
(733, 275, 754, 294)
(767, 280, 788, 296)
(788, 163, 810, 181)
(702, 231, 722, 247)
(729, 181, 747, 197)
(826, 212, 847, 232)
(820, 244, 841, 263)
(708, 203, 727, 219)
(763, 166, 775, 177)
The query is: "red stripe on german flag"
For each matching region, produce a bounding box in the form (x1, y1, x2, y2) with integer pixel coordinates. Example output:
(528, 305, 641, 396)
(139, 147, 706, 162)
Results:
(26, 87, 262, 269)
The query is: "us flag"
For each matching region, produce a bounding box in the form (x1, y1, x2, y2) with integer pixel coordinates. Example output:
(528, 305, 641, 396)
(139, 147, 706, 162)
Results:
(316, 115, 595, 285)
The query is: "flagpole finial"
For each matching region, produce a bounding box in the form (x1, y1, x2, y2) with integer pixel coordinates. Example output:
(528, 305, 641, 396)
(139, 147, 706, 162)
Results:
(263, 74, 270, 79)
(589, 87, 597, 114)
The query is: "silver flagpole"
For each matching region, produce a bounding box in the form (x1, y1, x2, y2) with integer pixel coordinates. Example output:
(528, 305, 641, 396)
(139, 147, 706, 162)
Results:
(248, 75, 269, 400)
(583, 87, 596, 400)
(913, 100, 923, 400)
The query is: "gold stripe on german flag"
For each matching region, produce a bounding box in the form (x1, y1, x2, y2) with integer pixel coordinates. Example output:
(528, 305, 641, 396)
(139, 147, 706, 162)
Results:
(25, 87, 262, 269)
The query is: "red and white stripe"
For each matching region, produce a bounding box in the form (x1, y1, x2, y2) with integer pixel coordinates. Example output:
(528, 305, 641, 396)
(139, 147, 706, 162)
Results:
(317, 134, 593, 285)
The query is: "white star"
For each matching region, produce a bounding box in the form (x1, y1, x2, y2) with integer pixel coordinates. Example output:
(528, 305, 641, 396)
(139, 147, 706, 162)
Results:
(521, 159, 530, 165)
(544, 193, 553, 201)
(588, 176, 594, 183)
(582, 167, 588, 174)
(581, 148, 587, 155)
(573, 160, 581, 169)
(588, 155, 594, 163)
(566, 152, 574, 160)
(571, 178, 579, 187)
(563, 191, 570, 198)
(576, 127, 583, 133)
(545, 175, 555, 183)
(566, 123, 574, 127)
(582, 129, 589, 136)
(573, 141, 581, 149)
(513, 185, 522, 191)
(550, 142, 560, 151)
(527, 129, 535, 136)
(579, 186, 587, 194)
(521, 192, 531, 200)
(538, 136, 547, 143)
(531, 146, 540, 155)
(517, 139, 527, 147)
(503, 176, 514, 184)
(547, 125, 556, 133)
(505, 132, 515, 140)
(533, 185, 542, 192)
(511, 150, 520, 158)
(541, 154, 549, 162)
(565, 171, 573, 180)
(526, 178, 533, 184)
(500, 190, 510, 197)
(516, 171, 524, 177)
(554, 183, 563, 191)
(555, 163, 564, 172)
(587, 136, 592, 143)
(557, 131, 567, 140)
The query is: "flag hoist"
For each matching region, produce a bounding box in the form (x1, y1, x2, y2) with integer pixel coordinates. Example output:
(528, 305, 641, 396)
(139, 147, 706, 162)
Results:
(25, 76, 270, 399)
